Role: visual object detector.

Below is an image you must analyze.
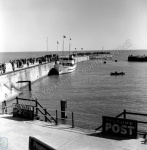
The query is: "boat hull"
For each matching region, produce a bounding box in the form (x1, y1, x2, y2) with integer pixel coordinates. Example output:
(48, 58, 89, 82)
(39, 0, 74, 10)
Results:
(54, 64, 77, 75)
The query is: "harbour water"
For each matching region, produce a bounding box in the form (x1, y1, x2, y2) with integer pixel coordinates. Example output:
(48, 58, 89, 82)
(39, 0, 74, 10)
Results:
(1, 50, 147, 130)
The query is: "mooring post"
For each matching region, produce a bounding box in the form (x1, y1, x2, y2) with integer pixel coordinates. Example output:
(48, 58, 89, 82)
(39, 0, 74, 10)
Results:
(72, 112, 74, 128)
(16, 97, 18, 104)
(124, 109, 126, 119)
(56, 110, 58, 125)
(60, 100, 67, 119)
(28, 81, 31, 91)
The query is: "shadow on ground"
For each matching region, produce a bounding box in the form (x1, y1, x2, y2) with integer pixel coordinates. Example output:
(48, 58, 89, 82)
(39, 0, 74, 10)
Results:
(88, 132, 133, 141)
(0, 115, 30, 122)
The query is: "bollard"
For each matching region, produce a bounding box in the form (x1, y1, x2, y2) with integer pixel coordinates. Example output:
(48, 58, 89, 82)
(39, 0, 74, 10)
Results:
(72, 112, 74, 128)
(60, 100, 67, 119)
(56, 110, 58, 125)
(28, 81, 32, 91)
(16, 97, 18, 104)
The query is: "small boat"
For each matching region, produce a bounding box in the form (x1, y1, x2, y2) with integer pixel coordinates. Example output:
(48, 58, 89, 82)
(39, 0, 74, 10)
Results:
(110, 71, 125, 76)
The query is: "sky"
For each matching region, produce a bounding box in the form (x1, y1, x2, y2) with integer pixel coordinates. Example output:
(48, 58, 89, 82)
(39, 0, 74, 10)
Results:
(0, 0, 147, 52)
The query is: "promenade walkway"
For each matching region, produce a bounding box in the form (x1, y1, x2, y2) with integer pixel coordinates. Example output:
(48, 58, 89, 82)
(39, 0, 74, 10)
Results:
(0, 114, 146, 150)
(4, 61, 44, 74)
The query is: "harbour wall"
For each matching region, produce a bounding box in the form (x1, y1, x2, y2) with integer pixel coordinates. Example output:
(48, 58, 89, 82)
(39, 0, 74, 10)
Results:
(0, 56, 89, 102)
(75, 56, 89, 63)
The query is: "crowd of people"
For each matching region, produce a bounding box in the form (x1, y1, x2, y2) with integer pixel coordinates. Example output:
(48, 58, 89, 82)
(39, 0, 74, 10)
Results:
(0, 63, 6, 74)
(0, 54, 58, 74)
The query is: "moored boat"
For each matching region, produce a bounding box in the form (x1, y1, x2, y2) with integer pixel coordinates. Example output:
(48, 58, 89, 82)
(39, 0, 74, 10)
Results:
(128, 55, 147, 62)
(54, 55, 76, 74)
(48, 55, 77, 75)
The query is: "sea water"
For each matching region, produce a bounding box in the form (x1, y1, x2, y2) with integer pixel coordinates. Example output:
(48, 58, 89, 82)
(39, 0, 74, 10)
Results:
(1, 50, 147, 130)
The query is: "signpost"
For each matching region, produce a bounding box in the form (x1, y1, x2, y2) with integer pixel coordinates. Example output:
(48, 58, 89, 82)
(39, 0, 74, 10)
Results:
(29, 136, 56, 150)
(102, 116, 138, 138)
(13, 103, 34, 120)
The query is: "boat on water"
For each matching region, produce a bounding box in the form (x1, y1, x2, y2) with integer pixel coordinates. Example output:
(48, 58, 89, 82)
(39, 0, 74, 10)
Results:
(128, 55, 147, 62)
(48, 36, 77, 75)
(53, 55, 76, 75)
(110, 71, 125, 76)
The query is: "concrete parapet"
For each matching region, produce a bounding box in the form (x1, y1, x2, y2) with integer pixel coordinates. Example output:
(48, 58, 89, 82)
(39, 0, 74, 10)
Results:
(0, 62, 54, 102)
(75, 56, 89, 63)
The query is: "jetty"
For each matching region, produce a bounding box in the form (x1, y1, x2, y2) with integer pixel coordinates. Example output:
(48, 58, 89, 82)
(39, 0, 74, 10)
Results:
(1, 97, 147, 150)
(0, 114, 146, 150)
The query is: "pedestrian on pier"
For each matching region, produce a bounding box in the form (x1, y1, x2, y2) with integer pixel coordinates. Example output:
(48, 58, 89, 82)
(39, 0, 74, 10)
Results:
(0, 63, 2, 74)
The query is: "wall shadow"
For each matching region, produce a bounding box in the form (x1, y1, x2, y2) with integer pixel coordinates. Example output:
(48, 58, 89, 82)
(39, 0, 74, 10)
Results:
(0, 115, 31, 122)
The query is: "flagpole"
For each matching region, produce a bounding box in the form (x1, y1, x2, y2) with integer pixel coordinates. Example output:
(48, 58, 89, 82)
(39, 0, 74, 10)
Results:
(63, 36, 66, 56)
(69, 38, 71, 56)
(62, 36, 64, 55)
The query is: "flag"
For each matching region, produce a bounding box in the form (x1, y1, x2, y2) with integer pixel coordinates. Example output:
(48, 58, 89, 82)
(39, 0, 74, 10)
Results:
(63, 35, 66, 38)
(57, 41, 59, 44)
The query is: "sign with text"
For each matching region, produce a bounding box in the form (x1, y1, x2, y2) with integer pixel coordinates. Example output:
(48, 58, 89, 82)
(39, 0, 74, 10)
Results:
(13, 103, 34, 120)
(102, 116, 137, 138)
(29, 136, 56, 150)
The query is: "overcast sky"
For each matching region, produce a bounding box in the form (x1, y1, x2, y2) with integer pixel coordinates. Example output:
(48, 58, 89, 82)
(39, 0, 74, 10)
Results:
(0, 0, 147, 52)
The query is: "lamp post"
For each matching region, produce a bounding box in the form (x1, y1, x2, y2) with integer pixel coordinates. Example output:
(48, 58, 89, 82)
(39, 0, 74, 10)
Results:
(69, 38, 71, 55)
(63, 35, 66, 55)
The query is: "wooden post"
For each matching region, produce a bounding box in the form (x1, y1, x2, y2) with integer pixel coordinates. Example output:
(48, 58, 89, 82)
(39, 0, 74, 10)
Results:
(56, 110, 58, 125)
(60, 100, 67, 119)
(72, 112, 74, 128)
(16, 97, 18, 104)
(29, 81, 31, 91)
(3, 100, 7, 114)
(2, 102, 4, 114)
(44, 108, 47, 122)
(124, 109, 126, 119)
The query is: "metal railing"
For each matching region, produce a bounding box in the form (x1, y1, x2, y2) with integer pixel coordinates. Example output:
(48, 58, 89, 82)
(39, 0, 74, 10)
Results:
(95, 109, 147, 136)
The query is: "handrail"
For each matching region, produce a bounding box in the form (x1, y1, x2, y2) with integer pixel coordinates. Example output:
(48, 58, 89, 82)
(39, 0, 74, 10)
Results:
(35, 101, 56, 123)
(126, 111, 147, 117)
(36, 108, 52, 123)
(36, 101, 43, 108)
(46, 110, 57, 123)
(10, 97, 57, 124)
(95, 111, 124, 131)
(95, 109, 147, 134)
(16, 97, 36, 102)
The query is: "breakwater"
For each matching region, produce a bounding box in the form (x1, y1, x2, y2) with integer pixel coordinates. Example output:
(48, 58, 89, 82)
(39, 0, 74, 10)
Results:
(0, 56, 89, 102)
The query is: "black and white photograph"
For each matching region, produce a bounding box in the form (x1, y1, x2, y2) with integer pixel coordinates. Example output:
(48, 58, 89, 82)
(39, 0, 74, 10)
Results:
(0, 0, 147, 149)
